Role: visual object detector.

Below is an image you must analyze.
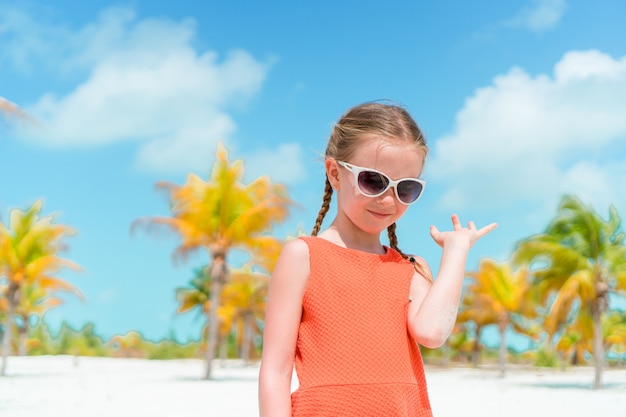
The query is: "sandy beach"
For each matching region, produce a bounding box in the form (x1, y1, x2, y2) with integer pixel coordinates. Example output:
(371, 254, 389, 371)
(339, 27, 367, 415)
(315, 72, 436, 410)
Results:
(1, 355, 625, 417)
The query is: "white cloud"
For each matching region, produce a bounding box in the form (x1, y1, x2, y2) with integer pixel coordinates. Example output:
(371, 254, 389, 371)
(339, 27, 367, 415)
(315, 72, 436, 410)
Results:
(8, 6, 274, 174)
(560, 160, 626, 218)
(243, 142, 308, 185)
(134, 112, 236, 174)
(429, 50, 626, 220)
(504, 0, 568, 32)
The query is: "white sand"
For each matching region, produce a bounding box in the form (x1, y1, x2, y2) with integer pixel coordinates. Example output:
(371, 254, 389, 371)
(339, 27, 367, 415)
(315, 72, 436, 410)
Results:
(1, 355, 625, 417)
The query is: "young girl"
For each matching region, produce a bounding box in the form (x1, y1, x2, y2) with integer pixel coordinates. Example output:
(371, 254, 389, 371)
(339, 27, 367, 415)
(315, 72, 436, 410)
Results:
(258, 102, 497, 417)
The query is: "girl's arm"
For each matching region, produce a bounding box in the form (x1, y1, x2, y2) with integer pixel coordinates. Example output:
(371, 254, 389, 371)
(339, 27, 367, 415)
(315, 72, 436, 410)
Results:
(258, 238, 310, 417)
(407, 214, 497, 348)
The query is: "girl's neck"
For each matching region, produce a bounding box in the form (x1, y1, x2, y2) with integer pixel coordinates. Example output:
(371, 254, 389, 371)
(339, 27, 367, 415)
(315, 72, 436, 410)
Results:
(319, 222, 385, 255)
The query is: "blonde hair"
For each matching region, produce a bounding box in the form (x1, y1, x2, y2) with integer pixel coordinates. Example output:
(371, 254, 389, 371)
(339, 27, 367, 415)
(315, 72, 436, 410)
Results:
(311, 101, 429, 270)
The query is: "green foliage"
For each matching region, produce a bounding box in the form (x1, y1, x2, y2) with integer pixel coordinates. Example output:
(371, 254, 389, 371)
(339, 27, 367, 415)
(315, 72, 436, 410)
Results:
(143, 339, 202, 360)
(63, 323, 107, 356)
(28, 321, 107, 356)
(26, 321, 55, 355)
(24, 320, 203, 359)
(509, 194, 626, 388)
(534, 345, 560, 368)
(5, 192, 624, 377)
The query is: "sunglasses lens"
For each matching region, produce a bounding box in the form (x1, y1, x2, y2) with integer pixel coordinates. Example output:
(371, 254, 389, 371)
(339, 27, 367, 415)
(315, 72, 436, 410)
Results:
(357, 170, 389, 195)
(397, 180, 423, 204)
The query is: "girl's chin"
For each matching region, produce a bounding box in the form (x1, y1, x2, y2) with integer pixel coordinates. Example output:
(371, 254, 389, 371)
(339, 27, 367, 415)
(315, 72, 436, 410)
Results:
(360, 221, 396, 235)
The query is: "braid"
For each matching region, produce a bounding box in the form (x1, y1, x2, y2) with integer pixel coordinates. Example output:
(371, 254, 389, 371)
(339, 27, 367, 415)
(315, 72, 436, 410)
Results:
(311, 178, 333, 236)
(387, 223, 406, 258)
(387, 223, 433, 283)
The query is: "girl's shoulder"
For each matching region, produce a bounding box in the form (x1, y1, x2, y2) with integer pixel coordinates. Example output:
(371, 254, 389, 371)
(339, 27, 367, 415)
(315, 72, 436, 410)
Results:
(280, 236, 311, 260)
(271, 238, 311, 294)
(279, 235, 350, 261)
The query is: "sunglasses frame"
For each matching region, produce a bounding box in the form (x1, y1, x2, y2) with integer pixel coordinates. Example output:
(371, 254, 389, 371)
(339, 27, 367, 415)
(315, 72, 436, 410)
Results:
(336, 161, 426, 205)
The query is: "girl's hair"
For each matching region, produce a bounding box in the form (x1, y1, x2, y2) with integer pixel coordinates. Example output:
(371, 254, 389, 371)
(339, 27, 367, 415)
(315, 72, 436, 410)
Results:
(311, 101, 429, 269)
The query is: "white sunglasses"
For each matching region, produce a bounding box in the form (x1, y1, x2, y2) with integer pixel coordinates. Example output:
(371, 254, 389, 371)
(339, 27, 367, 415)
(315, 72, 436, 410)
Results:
(337, 161, 426, 205)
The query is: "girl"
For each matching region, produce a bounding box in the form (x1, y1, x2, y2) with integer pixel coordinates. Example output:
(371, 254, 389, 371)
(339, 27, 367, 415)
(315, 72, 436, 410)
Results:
(258, 102, 497, 417)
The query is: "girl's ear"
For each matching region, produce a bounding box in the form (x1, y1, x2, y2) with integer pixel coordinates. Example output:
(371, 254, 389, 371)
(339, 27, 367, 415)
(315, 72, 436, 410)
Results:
(325, 158, 341, 190)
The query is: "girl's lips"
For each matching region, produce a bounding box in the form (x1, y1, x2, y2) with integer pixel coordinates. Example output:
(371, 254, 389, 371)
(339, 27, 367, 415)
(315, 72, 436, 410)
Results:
(368, 210, 393, 219)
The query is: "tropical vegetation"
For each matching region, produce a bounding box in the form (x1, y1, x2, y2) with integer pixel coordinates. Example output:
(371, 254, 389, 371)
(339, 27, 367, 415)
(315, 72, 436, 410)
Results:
(511, 194, 626, 388)
(132, 143, 292, 379)
(2, 140, 625, 391)
(416, 195, 625, 389)
(1, 96, 25, 119)
(174, 263, 270, 364)
(460, 259, 531, 377)
(0, 96, 34, 130)
(0, 200, 82, 375)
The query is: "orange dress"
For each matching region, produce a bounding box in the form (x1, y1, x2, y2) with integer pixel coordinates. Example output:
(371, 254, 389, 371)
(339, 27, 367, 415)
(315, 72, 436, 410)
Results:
(291, 237, 433, 417)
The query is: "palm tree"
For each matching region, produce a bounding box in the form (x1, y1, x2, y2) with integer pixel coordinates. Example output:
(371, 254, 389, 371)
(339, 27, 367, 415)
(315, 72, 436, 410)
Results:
(0, 96, 35, 131)
(221, 265, 269, 363)
(604, 310, 626, 363)
(174, 266, 229, 360)
(15, 281, 82, 356)
(0, 285, 8, 354)
(463, 259, 531, 376)
(457, 290, 498, 366)
(175, 266, 211, 324)
(176, 260, 275, 364)
(175, 266, 237, 362)
(110, 331, 146, 358)
(556, 310, 593, 366)
(133, 143, 292, 379)
(513, 194, 626, 388)
(0, 97, 23, 118)
(556, 309, 626, 366)
(445, 323, 474, 364)
(0, 200, 81, 375)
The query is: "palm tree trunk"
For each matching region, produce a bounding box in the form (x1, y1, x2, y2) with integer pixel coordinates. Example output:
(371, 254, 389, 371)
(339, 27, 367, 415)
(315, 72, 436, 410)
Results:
(441, 341, 450, 367)
(1, 314, 12, 376)
(592, 281, 609, 389)
(204, 253, 229, 380)
(204, 279, 221, 380)
(471, 327, 482, 366)
(18, 324, 28, 357)
(498, 323, 507, 378)
(17, 314, 31, 357)
(1, 288, 18, 376)
(592, 307, 604, 389)
(241, 314, 253, 364)
(219, 337, 228, 365)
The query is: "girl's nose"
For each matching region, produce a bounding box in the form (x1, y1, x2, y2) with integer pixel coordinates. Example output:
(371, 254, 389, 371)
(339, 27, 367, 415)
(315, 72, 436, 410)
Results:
(377, 187, 397, 204)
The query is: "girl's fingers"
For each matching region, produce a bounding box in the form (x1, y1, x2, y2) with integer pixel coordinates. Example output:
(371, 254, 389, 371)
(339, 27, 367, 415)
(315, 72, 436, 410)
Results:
(478, 222, 498, 236)
(451, 214, 461, 230)
(431, 218, 497, 243)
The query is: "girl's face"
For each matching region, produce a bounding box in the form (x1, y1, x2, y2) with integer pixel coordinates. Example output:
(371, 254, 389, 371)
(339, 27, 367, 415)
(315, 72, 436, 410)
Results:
(327, 137, 426, 236)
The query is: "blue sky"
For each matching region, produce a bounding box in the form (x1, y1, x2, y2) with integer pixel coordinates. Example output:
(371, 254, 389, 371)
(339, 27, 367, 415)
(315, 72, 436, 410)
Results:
(1, 0, 625, 343)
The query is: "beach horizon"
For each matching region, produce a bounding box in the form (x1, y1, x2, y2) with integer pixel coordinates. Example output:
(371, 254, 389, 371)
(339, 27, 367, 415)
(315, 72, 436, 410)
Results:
(1, 355, 624, 416)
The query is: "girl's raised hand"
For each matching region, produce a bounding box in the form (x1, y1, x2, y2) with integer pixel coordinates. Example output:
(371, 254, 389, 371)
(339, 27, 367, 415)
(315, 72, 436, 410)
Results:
(429, 214, 497, 249)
